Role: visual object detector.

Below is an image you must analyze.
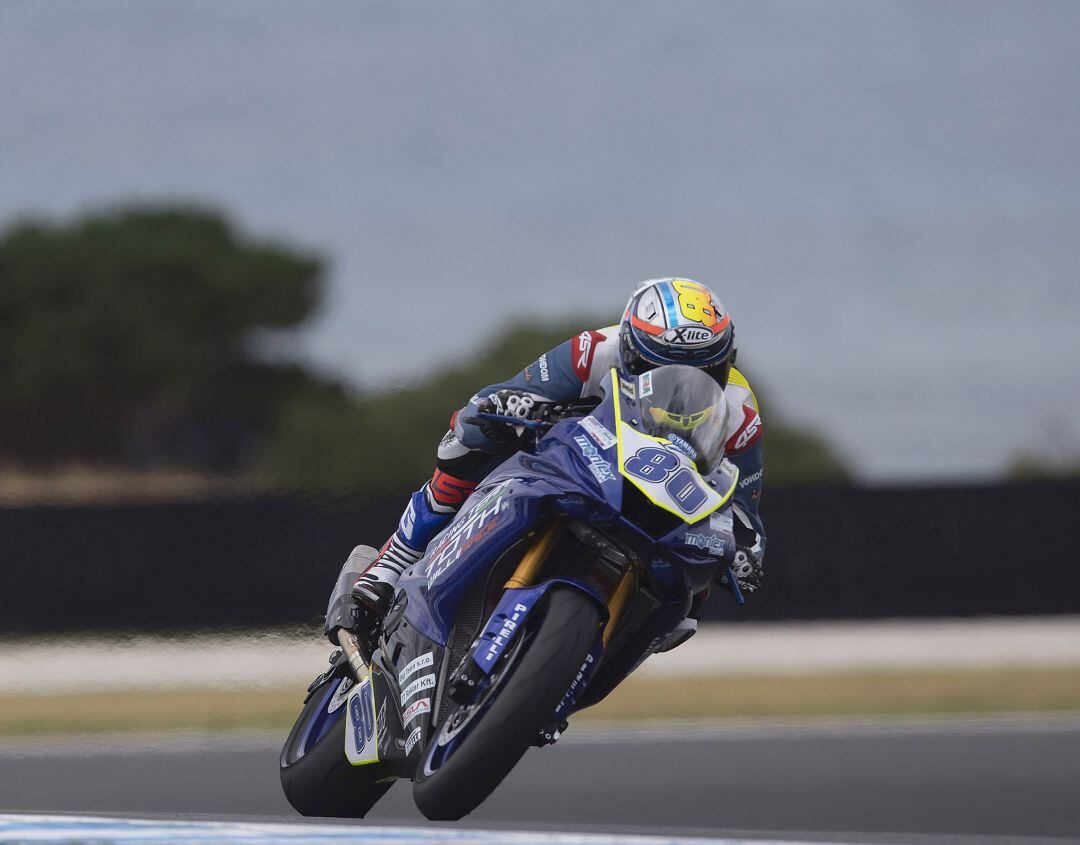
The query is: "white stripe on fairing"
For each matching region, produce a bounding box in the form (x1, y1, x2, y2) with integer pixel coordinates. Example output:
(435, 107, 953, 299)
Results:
(0, 815, 853, 845)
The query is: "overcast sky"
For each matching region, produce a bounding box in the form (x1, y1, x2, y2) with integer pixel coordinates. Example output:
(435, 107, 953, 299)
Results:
(2, 1, 1079, 479)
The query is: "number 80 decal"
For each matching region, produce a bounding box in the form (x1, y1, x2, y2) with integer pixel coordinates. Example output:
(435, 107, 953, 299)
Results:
(623, 446, 708, 514)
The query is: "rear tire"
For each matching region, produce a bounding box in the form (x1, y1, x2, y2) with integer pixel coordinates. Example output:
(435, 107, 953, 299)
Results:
(279, 676, 394, 817)
(413, 587, 600, 820)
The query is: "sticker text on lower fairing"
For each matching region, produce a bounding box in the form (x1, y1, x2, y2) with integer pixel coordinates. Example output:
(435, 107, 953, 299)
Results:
(580, 416, 617, 449)
(402, 697, 431, 726)
(574, 435, 617, 484)
(398, 652, 433, 685)
(684, 532, 728, 556)
(400, 673, 436, 705)
(405, 726, 423, 755)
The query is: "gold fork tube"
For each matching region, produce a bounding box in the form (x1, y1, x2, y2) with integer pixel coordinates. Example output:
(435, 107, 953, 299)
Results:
(602, 568, 637, 648)
(504, 520, 564, 589)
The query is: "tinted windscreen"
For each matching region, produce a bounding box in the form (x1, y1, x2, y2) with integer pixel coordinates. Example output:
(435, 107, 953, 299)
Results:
(635, 365, 729, 473)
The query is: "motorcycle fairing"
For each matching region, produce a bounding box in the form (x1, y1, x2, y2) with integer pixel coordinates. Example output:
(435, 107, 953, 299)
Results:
(370, 599, 447, 772)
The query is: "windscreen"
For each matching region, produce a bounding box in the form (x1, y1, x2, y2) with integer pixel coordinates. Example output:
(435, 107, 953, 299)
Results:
(635, 365, 729, 474)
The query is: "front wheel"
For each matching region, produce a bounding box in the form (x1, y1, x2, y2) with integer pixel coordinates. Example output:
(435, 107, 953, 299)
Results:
(413, 587, 600, 820)
(279, 673, 395, 817)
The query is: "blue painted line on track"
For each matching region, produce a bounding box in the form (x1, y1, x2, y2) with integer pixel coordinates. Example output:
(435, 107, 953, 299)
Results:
(0, 814, 842, 845)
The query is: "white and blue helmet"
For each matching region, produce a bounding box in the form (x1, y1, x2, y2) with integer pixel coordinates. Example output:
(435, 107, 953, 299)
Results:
(619, 278, 737, 386)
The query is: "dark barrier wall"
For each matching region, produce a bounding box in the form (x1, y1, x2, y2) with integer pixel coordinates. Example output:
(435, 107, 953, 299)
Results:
(1, 481, 1077, 633)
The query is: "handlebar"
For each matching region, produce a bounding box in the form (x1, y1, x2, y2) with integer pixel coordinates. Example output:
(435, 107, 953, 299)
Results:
(470, 412, 549, 430)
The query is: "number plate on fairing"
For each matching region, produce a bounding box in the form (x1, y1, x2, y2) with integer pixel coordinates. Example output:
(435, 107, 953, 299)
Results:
(617, 423, 728, 522)
(344, 676, 380, 766)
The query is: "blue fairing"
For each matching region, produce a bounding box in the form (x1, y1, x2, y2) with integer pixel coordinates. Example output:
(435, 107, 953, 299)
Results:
(399, 382, 737, 646)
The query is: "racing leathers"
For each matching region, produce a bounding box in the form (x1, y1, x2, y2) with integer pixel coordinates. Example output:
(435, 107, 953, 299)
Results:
(344, 325, 766, 632)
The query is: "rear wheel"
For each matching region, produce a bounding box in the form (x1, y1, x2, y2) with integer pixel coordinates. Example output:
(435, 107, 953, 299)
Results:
(279, 674, 395, 817)
(413, 587, 600, 820)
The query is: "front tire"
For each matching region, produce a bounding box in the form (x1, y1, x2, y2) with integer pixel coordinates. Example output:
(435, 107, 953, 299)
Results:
(413, 587, 600, 820)
(279, 675, 394, 817)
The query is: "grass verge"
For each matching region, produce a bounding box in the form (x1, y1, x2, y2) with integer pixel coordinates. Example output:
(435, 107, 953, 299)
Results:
(2, 666, 1078, 737)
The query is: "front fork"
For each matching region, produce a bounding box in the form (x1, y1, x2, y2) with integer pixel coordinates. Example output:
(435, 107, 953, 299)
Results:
(447, 519, 633, 703)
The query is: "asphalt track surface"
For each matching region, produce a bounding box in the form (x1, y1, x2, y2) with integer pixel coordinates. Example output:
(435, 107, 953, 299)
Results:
(1, 717, 1078, 844)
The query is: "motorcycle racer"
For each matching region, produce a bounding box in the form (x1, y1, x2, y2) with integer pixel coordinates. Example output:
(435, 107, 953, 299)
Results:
(328, 278, 766, 649)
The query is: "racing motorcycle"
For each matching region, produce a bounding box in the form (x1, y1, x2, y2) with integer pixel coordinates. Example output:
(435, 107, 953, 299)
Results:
(280, 364, 746, 820)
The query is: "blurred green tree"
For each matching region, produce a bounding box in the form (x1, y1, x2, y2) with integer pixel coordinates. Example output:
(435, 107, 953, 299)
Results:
(0, 204, 849, 491)
(1007, 453, 1080, 480)
(0, 206, 325, 468)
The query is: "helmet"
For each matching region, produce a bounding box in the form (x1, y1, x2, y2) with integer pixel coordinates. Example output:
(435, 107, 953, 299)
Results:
(619, 278, 737, 387)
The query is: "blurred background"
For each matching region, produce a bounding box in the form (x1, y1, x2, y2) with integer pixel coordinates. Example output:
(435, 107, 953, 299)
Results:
(1, 1, 1078, 839)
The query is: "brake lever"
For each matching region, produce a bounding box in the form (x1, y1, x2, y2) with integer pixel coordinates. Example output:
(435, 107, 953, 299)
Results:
(724, 566, 746, 606)
(463, 412, 549, 430)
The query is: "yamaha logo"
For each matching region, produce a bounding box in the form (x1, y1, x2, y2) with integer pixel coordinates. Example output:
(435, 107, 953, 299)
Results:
(661, 326, 713, 346)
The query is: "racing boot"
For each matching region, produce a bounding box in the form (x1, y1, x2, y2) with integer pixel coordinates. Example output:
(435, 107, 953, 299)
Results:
(349, 474, 475, 648)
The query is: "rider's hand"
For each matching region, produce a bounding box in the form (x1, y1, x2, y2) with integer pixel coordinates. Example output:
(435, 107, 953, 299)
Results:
(473, 390, 548, 442)
(720, 548, 764, 594)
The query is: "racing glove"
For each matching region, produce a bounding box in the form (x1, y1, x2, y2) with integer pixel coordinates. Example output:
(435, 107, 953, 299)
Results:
(720, 547, 764, 594)
(472, 390, 549, 442)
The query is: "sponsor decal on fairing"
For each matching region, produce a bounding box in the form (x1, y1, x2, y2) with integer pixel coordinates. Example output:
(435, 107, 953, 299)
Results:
(579, 416, 617, 450)
(665, 432, 698, 460)
(401, 697, 431, 726)
(684, 531, 728, 556)
(427, 481, 512, 583)
(482, 602, 529, 668)
(397, 652, 434, 685)
(573, 435, 617, 484)
(639, 370, 654, 397)
(400, 673, 436, 705)
(709, 509, 734, 533)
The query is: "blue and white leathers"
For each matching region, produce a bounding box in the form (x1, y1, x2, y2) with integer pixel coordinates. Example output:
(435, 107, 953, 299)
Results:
(441, 327, 765, 561)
